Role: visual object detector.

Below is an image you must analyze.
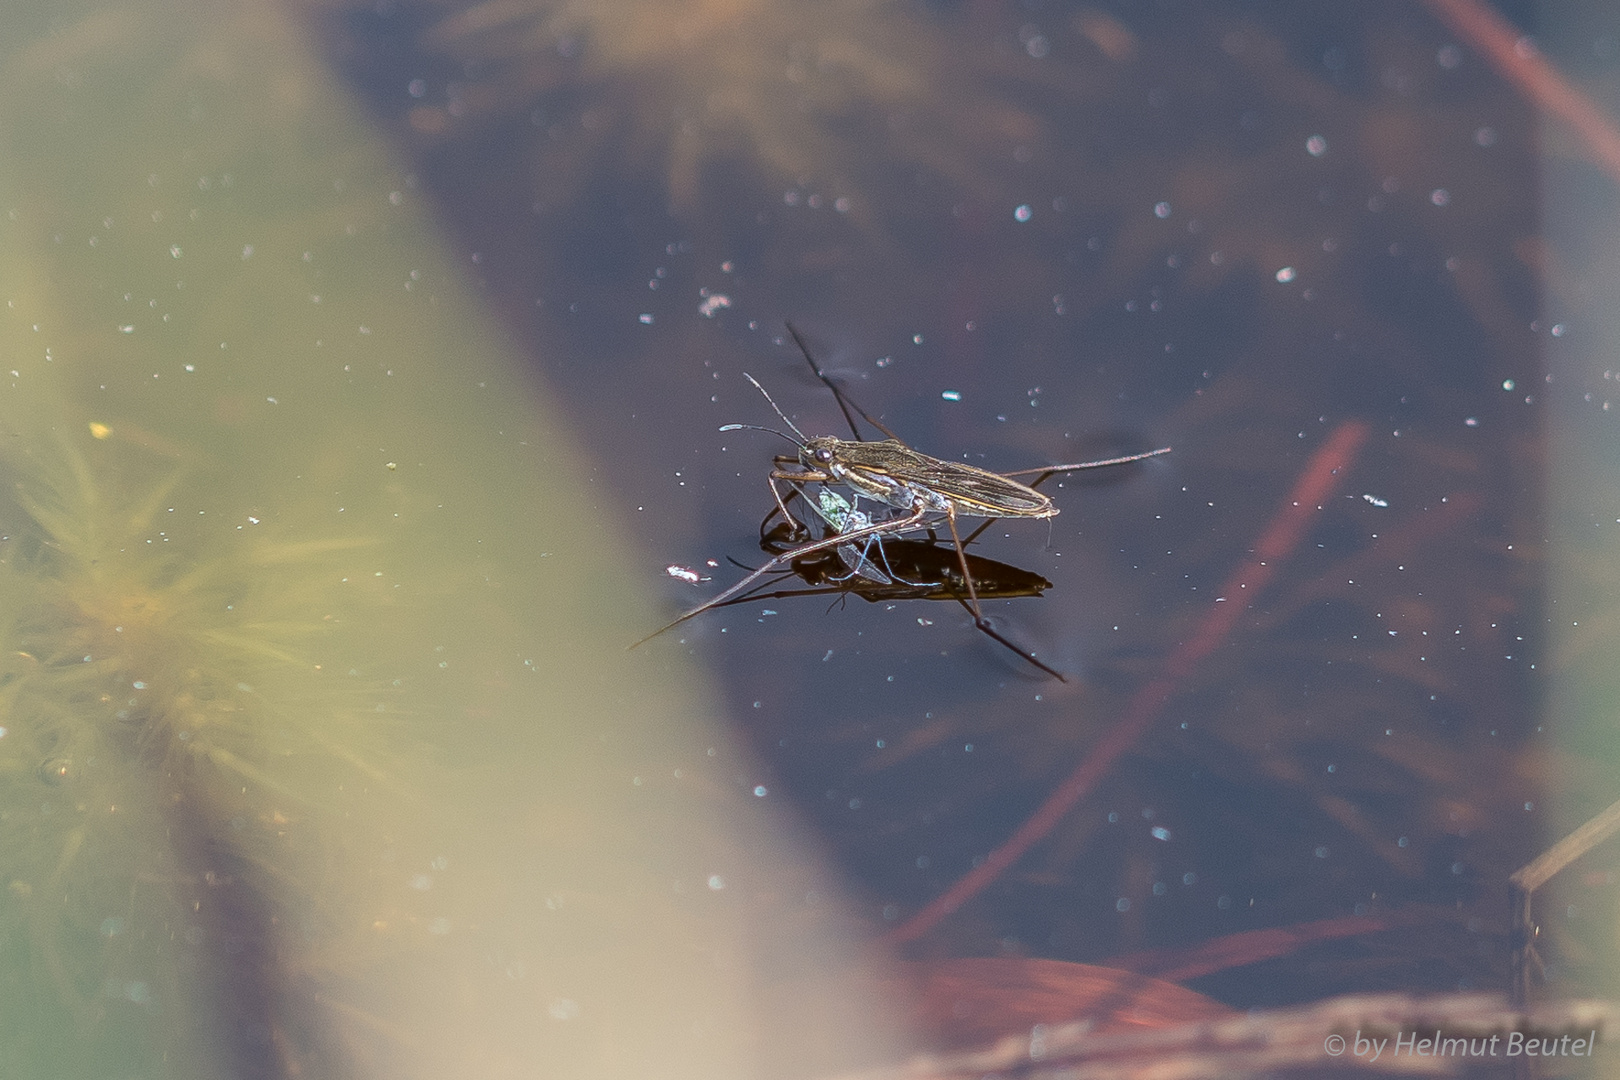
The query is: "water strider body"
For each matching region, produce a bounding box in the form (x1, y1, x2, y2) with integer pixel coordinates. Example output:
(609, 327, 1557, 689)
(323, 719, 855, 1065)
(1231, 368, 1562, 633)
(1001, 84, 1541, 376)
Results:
(783, 430, 1157, 525)
(633, 326, 1170, 679)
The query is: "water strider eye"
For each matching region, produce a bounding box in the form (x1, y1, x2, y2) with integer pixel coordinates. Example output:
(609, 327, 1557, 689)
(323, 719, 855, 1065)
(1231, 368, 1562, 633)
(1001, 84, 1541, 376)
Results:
(814, 447, 834, 464)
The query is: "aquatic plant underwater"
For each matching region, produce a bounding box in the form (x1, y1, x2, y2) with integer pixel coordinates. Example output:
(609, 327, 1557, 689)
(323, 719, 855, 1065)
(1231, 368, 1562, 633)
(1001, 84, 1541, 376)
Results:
(0, 423, 407, 1074)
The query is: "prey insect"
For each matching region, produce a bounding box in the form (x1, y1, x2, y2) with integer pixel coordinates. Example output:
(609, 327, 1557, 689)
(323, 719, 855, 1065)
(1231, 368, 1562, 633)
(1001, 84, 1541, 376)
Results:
(806, 488, 938, 587)
(631, 325, 1170, 678)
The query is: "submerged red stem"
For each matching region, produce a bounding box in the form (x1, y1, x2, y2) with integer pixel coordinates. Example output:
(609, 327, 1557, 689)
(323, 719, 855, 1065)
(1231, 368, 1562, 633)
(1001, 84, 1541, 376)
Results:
(1422, 0, 1620, 186)
(885, 420, 1371, 945)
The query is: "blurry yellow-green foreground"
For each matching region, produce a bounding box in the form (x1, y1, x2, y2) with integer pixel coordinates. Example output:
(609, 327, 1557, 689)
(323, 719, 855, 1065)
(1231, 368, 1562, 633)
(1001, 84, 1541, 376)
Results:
(0, 2, 901, 1077)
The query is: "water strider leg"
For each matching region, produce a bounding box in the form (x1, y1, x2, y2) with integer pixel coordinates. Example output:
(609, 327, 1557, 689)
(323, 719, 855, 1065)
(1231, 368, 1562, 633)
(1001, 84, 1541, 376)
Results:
(943, 507, 1066, 682)
(769, 465, 834, 540)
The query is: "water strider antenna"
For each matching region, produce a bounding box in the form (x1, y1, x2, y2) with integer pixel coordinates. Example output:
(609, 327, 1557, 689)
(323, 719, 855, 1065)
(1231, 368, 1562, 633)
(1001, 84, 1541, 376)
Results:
(718, 422, 802, 448)
(728, 372, 810, 444)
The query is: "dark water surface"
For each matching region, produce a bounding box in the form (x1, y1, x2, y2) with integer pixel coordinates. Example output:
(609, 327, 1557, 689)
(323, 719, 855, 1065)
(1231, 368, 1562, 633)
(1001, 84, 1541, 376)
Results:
(313, 0, 1607, 1015)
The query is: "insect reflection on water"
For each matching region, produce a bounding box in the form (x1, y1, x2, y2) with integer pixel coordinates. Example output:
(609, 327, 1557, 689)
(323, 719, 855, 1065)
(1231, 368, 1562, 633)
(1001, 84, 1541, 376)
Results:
(719, 493, 1054, 610)
(634, 327, 1169, 679)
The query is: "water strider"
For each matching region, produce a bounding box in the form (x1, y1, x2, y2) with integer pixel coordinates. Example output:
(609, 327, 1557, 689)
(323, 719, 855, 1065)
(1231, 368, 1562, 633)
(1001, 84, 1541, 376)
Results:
(632, 326, 1170, 678)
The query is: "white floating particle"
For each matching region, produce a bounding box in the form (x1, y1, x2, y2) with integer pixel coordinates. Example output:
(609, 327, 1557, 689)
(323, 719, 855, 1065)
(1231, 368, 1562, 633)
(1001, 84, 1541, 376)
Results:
(1014, 204, 1032, 222)
(638, 313, 654, 324)
(940, 390, 962, 402)
(1306, 134, 1328, 156)
(1154, 201, 1172, 218)
(664, 564, 707, 585)
(1275, 266, 1297, 283)
(1362, 494, 1388, 507)
(698, 293, 731, 317)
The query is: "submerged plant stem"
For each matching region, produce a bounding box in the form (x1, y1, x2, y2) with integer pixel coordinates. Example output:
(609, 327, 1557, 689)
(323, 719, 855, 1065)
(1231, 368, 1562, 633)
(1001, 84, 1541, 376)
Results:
(887, 421, 1371, 945)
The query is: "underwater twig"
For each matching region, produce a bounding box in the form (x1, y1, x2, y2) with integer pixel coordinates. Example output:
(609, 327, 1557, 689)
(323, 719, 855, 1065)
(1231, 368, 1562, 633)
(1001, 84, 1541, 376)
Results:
(1509, 793, 1620, 1008)
(818, 991, 1613, 1080)
(886, 421, 1370, 944)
